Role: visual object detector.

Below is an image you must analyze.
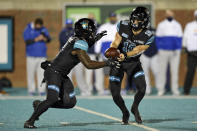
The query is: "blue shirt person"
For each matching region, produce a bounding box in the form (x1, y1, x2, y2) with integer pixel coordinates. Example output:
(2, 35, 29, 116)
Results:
(59, 19, 74, 49)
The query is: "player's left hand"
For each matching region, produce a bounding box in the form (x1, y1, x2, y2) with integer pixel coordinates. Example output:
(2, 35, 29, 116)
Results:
(117, 53, 125, 61)
(95, 30, 107, 41)
(106, 59, 121, 69)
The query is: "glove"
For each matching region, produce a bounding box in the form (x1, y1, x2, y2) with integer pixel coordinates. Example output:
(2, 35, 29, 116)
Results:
(41, 60, 51, 70)
(95, 30, 107, 42)
(106, 59, 121, 69)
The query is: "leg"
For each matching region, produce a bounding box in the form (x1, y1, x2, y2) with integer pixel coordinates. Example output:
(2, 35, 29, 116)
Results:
(36, 57, 46, 95)
(84, 55, 95, 95)
(26, 57, 37, 95)
(51, 76, 77, 109)
(131, 65, 146, 124)
(184, 54, 197, 95)
(109, 68, 129, 124)
(169, 50, 180, 95)
(24, 89, 59, 128)
(95, 56, 105, 95)
(95, 68, 105, 95)
(75, 63, 90, 96)
(150, 55, 159, 90)
(140, 55, 151, 95)
(157, 50, 169, 96)
(24, 69, 61, 128)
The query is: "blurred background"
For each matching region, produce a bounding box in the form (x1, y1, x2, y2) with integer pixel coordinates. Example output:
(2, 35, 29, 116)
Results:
(0, 0, 197, 96)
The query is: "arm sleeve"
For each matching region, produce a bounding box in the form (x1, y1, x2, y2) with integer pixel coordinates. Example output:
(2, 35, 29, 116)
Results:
(145, 35, 155, 45)
(23, 26, 35, 45)
(116, 21, 120, 32)
(73, 40, 89, 52)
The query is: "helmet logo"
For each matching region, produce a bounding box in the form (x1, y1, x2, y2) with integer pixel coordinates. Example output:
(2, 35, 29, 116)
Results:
(80, 21, 89, 30)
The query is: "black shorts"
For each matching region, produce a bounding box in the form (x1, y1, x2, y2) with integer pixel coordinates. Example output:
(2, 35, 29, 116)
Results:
(109, 61, 144, 83)
(44, 67, 75, 101)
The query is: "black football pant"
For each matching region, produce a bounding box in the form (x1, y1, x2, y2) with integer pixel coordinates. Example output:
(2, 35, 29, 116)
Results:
(184, 54, 197, 94)
(28, 68, 76, 122)
(109, 61, 146, 115)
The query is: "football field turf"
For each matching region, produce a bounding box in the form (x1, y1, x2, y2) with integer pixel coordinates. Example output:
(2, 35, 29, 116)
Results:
(0, 93, 197, 131)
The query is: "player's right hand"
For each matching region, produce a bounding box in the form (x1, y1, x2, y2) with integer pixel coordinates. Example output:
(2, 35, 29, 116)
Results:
(117, 53, 125, 61)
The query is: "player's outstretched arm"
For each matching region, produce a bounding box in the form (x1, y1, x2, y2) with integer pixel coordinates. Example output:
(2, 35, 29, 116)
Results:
(72, 50, 107, 69)
(127, 45, 150, 57)
(110, 32, 122, 48)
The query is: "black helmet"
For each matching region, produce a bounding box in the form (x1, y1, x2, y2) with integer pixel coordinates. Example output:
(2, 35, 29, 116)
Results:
(74, 18, 97, 43)
(130, 6, 150, 31)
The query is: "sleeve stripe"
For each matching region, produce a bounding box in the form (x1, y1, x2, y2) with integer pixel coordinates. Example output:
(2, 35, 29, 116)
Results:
(73, 40, 89, 51)
(145, 36, 155, 45)
(117, 22, 120, 32)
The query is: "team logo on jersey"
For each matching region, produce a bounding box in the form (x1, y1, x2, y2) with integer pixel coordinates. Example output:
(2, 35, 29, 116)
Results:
(145, 30, 152, 37)
(134, 40, 144, 44)
(122, 21, 129, 25)
(122, 33, 128, 38)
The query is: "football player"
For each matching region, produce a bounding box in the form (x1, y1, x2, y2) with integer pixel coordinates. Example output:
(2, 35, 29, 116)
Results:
(24, 18, 120, 128)
(109, 6, 154, 124)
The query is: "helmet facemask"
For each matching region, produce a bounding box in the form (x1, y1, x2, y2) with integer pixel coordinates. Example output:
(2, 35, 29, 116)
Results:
(130, 6, 150, 31)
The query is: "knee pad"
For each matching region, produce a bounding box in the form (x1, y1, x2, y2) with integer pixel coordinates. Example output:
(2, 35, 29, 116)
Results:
(134, 75, 146, 94)
(62, 97, 77, 109)
(69, 97, 77, 108)
(63, 91, 76, 107)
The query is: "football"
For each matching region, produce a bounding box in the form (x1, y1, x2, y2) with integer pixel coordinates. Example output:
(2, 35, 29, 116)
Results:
(104, 47, 120, 59)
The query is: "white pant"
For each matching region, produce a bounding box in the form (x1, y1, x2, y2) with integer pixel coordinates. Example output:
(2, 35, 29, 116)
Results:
(26, 56, 46, 94)
(157, 50, 180, 94)
(68, 63, 90, 95)
(140, 54, 159, 94)
(84, 54, 104, 95)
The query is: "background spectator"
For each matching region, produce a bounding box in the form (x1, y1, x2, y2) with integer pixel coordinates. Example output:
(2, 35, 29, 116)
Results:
(140, 27, 159, 95)
(23, 18, 51, 96)
(156, 10, 183, 96)
(95, 12, 118, 91)
(183, 10, 197, 95)
(84, 13, 105, 95)
(59, 19, 74, 49)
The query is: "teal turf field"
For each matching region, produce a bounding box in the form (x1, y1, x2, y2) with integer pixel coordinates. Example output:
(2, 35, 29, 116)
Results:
(0, 88, 197, 131)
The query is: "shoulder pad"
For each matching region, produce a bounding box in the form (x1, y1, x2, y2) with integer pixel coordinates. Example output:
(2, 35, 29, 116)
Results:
(144, 29, 153, 37)
(121, 20, 129, 26)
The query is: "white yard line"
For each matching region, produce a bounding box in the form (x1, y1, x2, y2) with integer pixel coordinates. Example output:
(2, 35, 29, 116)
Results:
(75, 106, 159, 131)
(60, 122, 69, 125)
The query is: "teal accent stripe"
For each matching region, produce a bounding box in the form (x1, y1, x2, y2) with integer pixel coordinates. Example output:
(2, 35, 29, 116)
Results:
(109, 76, 120, 82)
(134, 71, 144, 78)
(117, 22, 120, 32)
(74, 40, 89, 51)
(48, 85, 60, 93)
(145, 36, 155, 45)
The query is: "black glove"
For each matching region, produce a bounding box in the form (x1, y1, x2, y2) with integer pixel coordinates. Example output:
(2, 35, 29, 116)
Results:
(106, 59, 121, 69)
(41, 60, 51, 70)
(95, 30, 107, 42)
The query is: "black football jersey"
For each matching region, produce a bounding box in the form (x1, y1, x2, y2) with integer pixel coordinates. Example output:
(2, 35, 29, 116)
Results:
(117, 20, 154, 61)
(51, 36, 89, 75)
